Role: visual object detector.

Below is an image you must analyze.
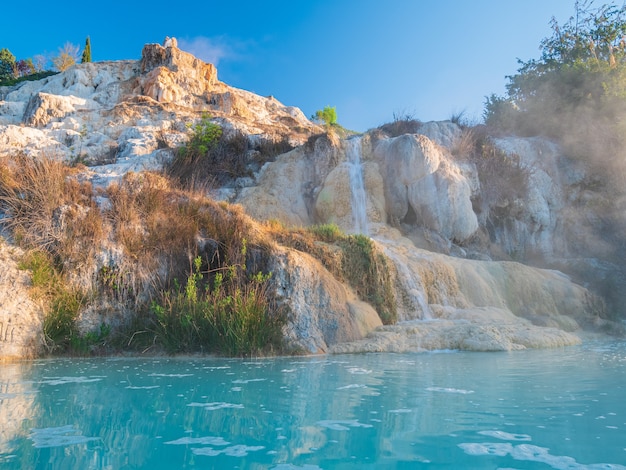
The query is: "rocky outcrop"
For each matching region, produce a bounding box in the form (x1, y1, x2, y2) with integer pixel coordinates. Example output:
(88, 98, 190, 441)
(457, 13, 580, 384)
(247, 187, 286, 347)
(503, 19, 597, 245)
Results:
(271, 248, 382, 353)
(0, 40, 321, 169)
(0, 41, 621, 359)
(373, 133, 477, 242)
(0, 241, 43, 361)
(138, 42, 218, 106)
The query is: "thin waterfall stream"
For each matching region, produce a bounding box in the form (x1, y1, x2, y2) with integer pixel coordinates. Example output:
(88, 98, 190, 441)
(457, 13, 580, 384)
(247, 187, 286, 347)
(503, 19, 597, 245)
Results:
(346, 136, 369, 235)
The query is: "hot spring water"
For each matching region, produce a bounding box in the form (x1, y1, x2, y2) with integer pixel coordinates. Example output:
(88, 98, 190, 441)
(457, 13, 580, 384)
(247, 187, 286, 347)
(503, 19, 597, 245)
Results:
(1, 340, 625, 468)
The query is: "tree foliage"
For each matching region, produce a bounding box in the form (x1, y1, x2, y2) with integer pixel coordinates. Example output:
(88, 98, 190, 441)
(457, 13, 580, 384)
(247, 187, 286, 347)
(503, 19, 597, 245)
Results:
(81, 36, 92, 63)
(312, 105, 338, 126)
(52, 42, 80, 72)
(483, 1, 626, 195)
(484, 2, 626, 148)
(0, 48, 16, 82)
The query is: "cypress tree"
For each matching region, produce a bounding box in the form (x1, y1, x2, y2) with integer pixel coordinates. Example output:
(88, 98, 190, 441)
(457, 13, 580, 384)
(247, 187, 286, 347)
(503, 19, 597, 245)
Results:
(81, 36, 92, 63)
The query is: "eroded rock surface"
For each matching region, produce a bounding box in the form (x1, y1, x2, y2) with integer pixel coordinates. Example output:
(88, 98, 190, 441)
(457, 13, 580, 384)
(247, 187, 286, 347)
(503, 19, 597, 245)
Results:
(0, 241, 43, 361)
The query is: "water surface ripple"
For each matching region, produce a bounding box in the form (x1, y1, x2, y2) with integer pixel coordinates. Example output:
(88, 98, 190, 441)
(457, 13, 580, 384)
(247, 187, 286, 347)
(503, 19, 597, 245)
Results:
(1, 341, 625, 468)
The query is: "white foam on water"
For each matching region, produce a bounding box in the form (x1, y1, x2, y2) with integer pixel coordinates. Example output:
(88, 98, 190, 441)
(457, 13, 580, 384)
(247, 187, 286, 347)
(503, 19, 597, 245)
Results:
(271, 464, 323, 470)
(192, 444, 265, 457)
(478, 430, 532, 441)
(165, 436, 229, 446)
(427, 386, 474, 394)
(39, 376, 103, 386)
(231, 378, 267, 384)
(459, 441, 626, 469)
(388, 409, 413, 414)
(148, 373, 193, 378)
(187, 402, 244, 410)
(281, 369, 296, 373)
(125, 385, 160, 390)
(459, 442, 513, 456)
(337, 384, 366, 390)
(231, 387, 242, 392)
(202, 366, 231, 370)
(29, 425, 99, 448)
(316, 419, 374, 431)
(346, 367, 372, 375)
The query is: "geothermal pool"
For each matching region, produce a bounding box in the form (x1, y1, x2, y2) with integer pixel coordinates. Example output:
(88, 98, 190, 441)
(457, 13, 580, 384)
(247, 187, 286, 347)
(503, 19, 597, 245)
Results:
(1, 341, 625, 469)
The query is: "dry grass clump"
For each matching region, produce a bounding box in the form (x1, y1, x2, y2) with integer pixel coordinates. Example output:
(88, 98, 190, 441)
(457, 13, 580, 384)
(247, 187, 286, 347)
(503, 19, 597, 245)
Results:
(0, 153, 104, 270)
(448, 126, 532, 223)
(266, 221, 397, 325)
(105, 171, 274, 297)
(378, 112, 422, 137)
(166, 115, 295, 189)
(103, 171, 285, 355)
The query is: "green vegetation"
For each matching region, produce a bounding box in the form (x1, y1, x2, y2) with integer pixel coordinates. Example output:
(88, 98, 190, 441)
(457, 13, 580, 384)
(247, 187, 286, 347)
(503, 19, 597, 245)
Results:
(312, 105, 338, 126)
(150, 255, 284, 356)
(307, 223, 344, 243)
(0, 151, 289, 356)
(18, 250, 108, 354)
(0, 46, 57, 86)
(302, 224, 397, 325)
(81, 36, 92, 63)
(0, 70, 58, 87)
(0, 38, 86, 86)
(483, 1, 626, 181)
(167, 113, 294, 187)
(338, 234, 397, 324)
(0, 48, 16, 82)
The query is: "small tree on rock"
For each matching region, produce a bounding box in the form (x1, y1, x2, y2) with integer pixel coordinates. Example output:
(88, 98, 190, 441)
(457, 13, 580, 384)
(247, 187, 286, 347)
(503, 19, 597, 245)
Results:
(0, 48, 16, 82)
(81, 36, 92, 63)
(312, 105, 338, 126)
(52, 42, 80, 72)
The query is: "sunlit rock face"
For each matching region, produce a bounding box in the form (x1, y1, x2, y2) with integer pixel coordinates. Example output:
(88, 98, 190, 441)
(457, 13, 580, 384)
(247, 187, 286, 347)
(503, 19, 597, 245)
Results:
(271, 247, 382, 353)
(0, 40, 320, 166)
(373, 133, 478, 243)
(234, 122, 614, 353)
(0, 39, 620, 358)
(0, 241, 44, 361)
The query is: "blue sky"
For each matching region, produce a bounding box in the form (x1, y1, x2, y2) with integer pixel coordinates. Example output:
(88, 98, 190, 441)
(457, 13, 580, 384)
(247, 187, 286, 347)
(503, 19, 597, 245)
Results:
(2, 1, 577, 131)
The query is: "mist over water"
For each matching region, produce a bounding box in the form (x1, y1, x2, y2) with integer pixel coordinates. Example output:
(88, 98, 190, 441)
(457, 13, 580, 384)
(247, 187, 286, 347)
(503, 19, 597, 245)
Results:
(1, 340, 625, 468)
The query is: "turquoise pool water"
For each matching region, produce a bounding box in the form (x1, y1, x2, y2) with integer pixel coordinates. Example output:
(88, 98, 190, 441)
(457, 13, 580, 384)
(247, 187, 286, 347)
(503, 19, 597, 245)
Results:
(1, 340, 625, 469)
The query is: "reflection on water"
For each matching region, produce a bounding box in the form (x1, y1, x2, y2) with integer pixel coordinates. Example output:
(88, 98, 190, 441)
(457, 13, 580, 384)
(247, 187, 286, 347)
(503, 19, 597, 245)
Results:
(1, 341, 625, 469)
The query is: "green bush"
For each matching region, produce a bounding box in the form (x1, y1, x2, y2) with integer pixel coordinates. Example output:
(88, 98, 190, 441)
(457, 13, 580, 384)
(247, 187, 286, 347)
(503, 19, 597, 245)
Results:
(181, 114, 223, 157)
(18, 250, 94, 354)
(168, 116, 260, 186)
(307, 223, 344, 243)
(339, 235, 397, 325)
(150, 254, 285, 356)
(312, 106, 337, 126)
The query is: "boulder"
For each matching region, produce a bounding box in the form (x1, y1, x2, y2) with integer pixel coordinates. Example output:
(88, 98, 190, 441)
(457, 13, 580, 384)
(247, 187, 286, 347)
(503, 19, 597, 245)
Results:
(271, 247, 382, 353)
(374, 133, 478, 242)
(0, 241, 44, 361)
(139, 43, 218, 106)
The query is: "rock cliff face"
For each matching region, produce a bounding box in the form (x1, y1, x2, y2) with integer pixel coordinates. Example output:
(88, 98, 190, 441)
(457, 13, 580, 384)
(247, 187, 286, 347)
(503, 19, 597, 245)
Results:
(0, 41, 320, 180)
(0, 240, 43, 360)
(0, 41, 621, 359)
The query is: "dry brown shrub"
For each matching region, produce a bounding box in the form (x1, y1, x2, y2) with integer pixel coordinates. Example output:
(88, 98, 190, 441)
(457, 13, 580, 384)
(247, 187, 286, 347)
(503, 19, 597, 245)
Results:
(0, 153, 103, 269)
(451, 127, 479, 159)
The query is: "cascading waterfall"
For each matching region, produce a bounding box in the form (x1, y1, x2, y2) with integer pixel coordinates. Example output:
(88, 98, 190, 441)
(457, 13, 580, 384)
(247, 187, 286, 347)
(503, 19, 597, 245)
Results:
(346, 136, 369, 235)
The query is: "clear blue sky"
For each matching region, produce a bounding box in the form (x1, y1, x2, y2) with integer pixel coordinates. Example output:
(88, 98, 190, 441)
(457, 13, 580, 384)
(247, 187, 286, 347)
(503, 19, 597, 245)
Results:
(2, 1, 578, 131)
